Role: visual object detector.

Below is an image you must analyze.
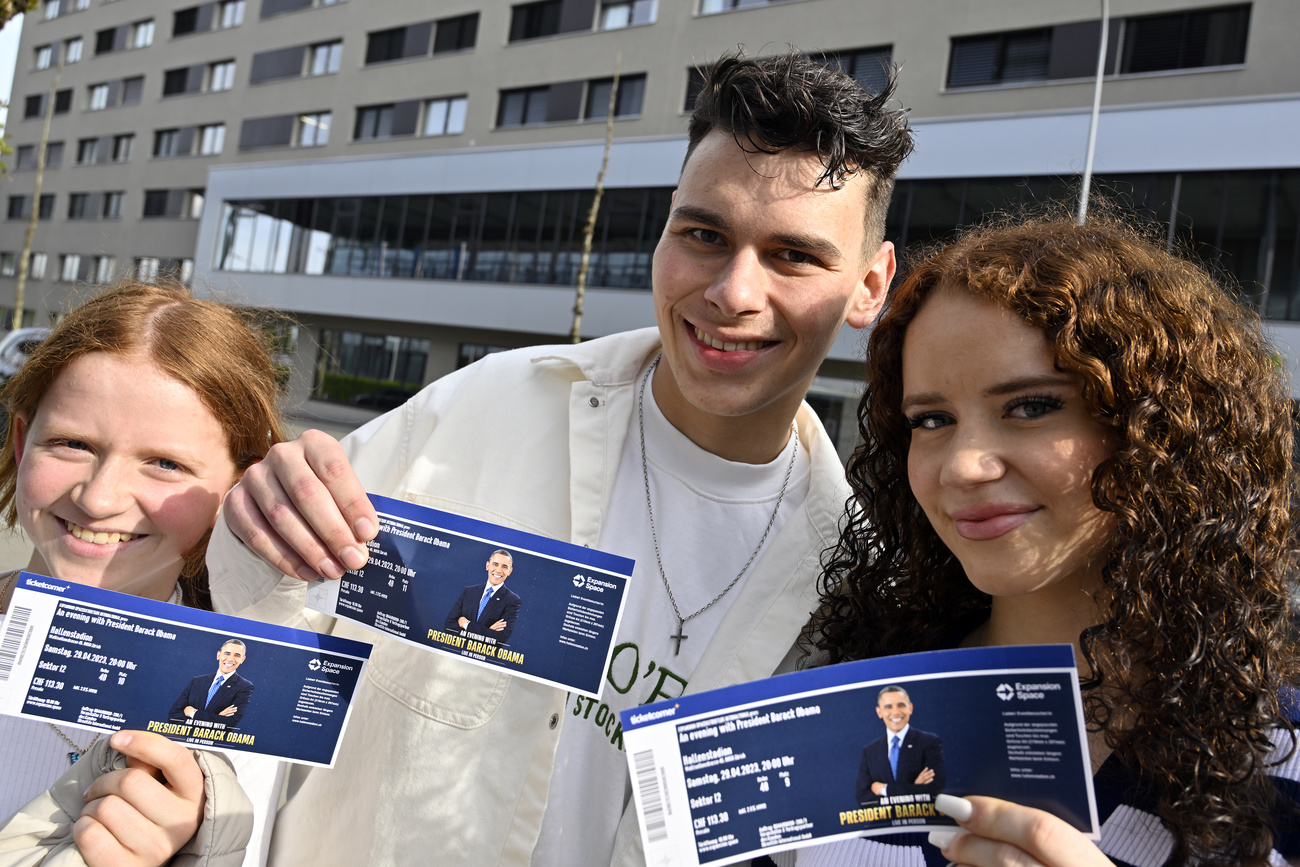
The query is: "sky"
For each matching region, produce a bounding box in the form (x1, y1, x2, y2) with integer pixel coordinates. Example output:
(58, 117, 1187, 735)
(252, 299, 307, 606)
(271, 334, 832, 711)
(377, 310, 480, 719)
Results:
(0, 14, 23, 127)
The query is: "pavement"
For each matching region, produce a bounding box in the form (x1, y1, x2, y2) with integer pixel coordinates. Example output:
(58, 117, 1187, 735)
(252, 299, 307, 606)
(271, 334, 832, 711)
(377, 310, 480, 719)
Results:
(0, 399, 382, 572)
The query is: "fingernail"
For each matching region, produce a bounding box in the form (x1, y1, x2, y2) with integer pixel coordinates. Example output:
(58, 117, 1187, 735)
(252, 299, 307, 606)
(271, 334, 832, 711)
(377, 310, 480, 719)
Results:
(296, 566, 320, 583)
(111, 730, 131, 748)
(341, 547, 367, 571)
(354, 517, 376, 539)
(935, 793, 973, 822)
(928, 829, 966, 850)
(317, 558, 343, 580)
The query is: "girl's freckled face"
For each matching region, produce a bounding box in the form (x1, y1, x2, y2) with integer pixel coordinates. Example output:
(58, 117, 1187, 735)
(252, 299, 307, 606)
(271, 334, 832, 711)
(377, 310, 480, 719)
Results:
(15, 352, 240, 600)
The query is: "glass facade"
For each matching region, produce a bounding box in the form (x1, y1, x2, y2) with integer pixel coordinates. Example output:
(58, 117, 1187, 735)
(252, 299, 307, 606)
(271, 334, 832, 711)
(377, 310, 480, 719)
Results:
(216, 168, 1300, 319)
(218, 188, 672, 290)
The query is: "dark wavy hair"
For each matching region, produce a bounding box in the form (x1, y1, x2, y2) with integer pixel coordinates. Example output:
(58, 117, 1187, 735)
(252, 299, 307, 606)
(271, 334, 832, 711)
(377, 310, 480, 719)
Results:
(686, 49, 913, 247)
(0, 279, 287, 610)
(809, 215, 1299, 865)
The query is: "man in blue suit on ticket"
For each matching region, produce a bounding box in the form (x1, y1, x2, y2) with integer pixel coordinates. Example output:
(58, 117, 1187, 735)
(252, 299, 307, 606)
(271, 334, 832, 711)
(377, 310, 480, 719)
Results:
(168, 638, 255, 728)
(444, 549, 523, 643)
(856, 684, 945, 805)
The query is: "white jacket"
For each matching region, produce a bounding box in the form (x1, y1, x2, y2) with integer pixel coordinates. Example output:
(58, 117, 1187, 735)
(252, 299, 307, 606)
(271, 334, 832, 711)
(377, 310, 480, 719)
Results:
(206, 328, 851, 866)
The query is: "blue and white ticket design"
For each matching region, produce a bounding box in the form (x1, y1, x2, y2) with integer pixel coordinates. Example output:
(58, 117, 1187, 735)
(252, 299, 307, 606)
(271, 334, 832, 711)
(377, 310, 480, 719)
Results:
(621, 645, 1098, 866)
(306, 494, 635, 699)
(0, 574, 373, 767)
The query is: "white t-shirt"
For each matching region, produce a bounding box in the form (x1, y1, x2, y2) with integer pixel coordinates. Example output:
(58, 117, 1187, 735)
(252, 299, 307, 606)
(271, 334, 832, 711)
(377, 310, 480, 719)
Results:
(531, 363, 811, 866)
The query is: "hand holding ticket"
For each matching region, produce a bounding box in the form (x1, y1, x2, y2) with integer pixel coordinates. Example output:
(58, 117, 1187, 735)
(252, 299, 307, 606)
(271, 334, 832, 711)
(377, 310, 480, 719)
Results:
(0, 574, 372, 767)
(620, 645, 1097, 867)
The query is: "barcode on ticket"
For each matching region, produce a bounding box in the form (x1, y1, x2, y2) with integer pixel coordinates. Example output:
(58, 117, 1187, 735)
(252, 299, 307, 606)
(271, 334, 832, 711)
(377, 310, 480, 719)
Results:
(0, 605, 32, 684)
(633, 748, 669, 844)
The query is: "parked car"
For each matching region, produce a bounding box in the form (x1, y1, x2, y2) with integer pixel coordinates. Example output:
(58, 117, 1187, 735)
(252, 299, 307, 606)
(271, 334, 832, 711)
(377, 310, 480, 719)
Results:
(0, 327, 51, 383)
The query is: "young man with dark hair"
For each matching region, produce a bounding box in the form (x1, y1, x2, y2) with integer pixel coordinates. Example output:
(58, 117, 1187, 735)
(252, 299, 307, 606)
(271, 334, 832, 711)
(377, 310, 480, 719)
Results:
(208, 50, 913, 866)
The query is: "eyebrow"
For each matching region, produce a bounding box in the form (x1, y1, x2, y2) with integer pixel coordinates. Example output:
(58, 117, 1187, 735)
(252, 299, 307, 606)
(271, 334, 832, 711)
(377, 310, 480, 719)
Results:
(669, 204, 845, 264)
(901, 374, 1077, 411)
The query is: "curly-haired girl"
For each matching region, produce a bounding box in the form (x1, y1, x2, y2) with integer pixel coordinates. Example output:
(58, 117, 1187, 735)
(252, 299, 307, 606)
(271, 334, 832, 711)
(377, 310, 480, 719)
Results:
(805, 216, 1300, 866)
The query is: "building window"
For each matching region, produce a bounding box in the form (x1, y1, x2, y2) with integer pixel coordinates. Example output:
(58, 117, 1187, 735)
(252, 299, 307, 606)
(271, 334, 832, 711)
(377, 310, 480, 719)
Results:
(700, 0, 777, 12)
(60, 254, 81, 282)
(143, 191, 168, 217)
(424, 97, 467, 136)
(92, 256, 115, 284)
(509, 0, 561, 41)
(823, 46, 892, 94)
(54, 89, 72, 113)
(498, 86, 549, 127)
(30, 253, 48, 280)
(458, 343, 509, 368)
(163, 68, 193, 96)
(200, 123, 226, 155)
(64, 38, 83, 63)
(585, 74, 645, 119)
(154, 129, 181, 157)
(355, 104, 394, 139)
(130, 19, 155, 48)
(310, 41, 342, 75)
(434, 13, 478, 53)
(103, 192, 123, 218)
(35, 45, 53, 70)
(76, 137, 98, 164)
(15, 146, 35, 170)
(209, 61, 237, 91)
(179, 259, 195, 284)
(600, 0, 655, 29)
(219, 0, 245, 28)
(43, 0, 59, 20)
(297, 112, 331, 146)
(94, 28, 116, 55)
(365, 27, 407, 64)
(136, 257, 160, 282)
(112, 134, 134, 162)
(947, 27, 1051, 88)
(173, 6, 199, 35)
(23, 95, 42, 119)
(1119, 4, 1249, 74)
(38, 195, 56, 220)
(0, 254, 15, 277)
(67, 193, 90, 219)
(189, 191, 205, 219)
(89, 84, 109, 110)
(121, 78, 143, 105)
(6, 197, 24, 219)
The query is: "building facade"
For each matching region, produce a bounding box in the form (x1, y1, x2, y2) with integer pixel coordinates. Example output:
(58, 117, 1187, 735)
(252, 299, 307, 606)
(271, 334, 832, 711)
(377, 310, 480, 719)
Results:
(4, 0, 1299, 454)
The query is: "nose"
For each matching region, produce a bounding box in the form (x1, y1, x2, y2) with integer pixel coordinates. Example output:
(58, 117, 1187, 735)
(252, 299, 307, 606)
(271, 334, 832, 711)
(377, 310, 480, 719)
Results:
(72, 459, 133, 519)
(702, 247, 768, 318)
(938, 425, 1006, 488)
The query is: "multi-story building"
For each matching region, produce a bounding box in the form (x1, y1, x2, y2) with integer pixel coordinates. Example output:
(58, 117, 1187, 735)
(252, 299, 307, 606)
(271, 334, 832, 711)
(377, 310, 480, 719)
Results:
(3, 0, 1298, 456)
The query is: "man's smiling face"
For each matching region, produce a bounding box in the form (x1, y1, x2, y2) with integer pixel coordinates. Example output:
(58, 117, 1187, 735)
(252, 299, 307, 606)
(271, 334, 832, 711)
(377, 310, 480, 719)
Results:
(217, 642, 245, 675)
(649, 130, 893, 454)
(876, 690, 912, 734)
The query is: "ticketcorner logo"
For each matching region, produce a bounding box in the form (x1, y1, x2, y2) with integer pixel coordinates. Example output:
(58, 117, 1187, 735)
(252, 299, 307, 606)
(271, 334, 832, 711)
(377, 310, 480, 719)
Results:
(996, 683, 1015, 701)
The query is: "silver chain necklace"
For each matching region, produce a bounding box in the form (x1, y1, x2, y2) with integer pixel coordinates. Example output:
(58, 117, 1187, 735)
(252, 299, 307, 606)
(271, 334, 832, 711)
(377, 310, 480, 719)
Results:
(638, 356, 799, 655)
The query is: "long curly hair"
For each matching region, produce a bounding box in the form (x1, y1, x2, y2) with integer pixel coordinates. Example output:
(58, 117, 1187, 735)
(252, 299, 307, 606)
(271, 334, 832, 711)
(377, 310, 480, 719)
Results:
(0, 280, 287, 610)
(809, 215, 1299, 865)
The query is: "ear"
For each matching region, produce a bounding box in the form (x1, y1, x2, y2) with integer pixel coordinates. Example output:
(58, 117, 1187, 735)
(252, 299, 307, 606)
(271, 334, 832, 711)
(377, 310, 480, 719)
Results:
(12, 412, 29, 466)
(846, 241, 896, 330)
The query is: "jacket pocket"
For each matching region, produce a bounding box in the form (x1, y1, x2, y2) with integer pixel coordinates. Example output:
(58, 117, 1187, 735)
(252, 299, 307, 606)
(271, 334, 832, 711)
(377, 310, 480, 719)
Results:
(366, 633, 510, 728)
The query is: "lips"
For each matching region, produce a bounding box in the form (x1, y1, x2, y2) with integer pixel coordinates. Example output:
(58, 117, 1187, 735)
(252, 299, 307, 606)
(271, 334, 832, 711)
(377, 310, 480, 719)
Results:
(65, 519, 139, 545)
(950, 504, 1040, 541)
(692, 324, 772, 353)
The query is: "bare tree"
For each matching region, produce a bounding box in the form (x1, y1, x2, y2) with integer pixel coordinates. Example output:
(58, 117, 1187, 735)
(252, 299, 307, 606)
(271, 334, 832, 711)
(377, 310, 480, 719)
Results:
(14, 60, 62, 330)
(570, 55, 620, 344)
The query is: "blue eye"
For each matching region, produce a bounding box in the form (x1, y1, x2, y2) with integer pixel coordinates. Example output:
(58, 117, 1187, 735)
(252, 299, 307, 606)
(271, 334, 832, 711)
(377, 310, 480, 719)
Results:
(64, 440, 90, 451)
(1006, 395, 1064, 420)
(905, 413, 952, 431)
(156, 458, 181, 471)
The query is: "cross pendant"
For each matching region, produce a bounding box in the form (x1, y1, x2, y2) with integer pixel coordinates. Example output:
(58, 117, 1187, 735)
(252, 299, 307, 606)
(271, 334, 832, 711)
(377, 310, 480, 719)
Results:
(670, 620, 688, 655)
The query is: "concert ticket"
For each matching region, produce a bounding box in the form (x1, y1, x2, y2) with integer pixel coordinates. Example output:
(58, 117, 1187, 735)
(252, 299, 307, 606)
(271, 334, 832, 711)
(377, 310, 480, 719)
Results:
(0, 573, 372, 767)
(305, 494, 634, 699)
(621, 645, 1097, 866)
